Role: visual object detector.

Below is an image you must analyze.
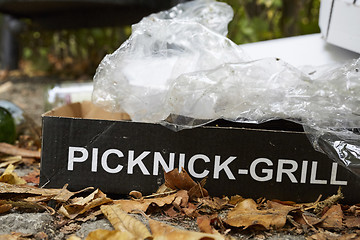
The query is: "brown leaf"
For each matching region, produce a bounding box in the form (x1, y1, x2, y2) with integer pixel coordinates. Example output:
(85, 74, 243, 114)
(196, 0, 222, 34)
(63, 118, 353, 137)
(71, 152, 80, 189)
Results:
(182, 202, 198, 217)
(228, 195, 245, 206)
(225, 199, 296, 230)
(85, 229, 131, 240)
(0, 199, 50, 213)
(188, 181, 208, 200)
(149, 218, 225, 240)
(293, 212, 322, 227)
(197, 215, 213, 234)
(0, 164, 26, 185)
(0, 156, 22, 168)
(308, 231, 358, 240)
(60, 223, 81, 234)
(0, 234, 20, 240)
(101, 204, 152, 239)
(164, 206, 178, 217)
(66, 235, 82, 240)
(114, 193, 176, 213)
(165, 168, 197, 190)
(173, 190, 189, 212)
(319, 204, 343, 229)
(22, 169, 40, 185)
(0, 143, 41, 158)
(344, 216, 360, 228)
(129, 190, 142, 199)
(0, 182, 92, 203)
(198, 197, 228, 210)
(0, 203, 12, 214)
(59, 189, 112, 219)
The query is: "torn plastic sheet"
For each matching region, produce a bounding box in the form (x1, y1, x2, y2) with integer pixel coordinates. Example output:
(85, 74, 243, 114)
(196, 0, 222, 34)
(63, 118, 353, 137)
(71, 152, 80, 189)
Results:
(92, 0, 360, 176)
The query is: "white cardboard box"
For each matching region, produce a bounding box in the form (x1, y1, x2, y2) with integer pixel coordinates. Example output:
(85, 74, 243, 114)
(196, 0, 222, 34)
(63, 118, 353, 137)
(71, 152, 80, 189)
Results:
(319, 0, 360, 54)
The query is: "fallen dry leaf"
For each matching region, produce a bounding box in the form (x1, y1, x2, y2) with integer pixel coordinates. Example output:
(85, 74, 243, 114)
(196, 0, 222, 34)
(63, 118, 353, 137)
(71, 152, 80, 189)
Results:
(59, 189, 112, 219)
(197, 215, 213, 234)
(101, 204, 152, 239)
(67, 235, 82, 240)
(149, 218, 225, 240)
(228, 195, 245, 206)
(22, 169, 40, 185)
(0, 164, 26, 185)
(85, 229, 132, 240)
(0, 142, 41, 159)
(164, 168, 208, 199)
(308, 231, 359, 240)
(0, 199, 51, 213)
(0, 182, 92, 203)
(0, 203, 12, 214)
(225, 199, 296, 230)
(294, 211, 323, 227)
(60, 223, 82, 234)
(182, 202, 198, 217)
(344, 216, 360, 228)
(319, 204, 343, 229)
(114, 193, 177, 213)
(0, 156, 22, 168)
(165, 168, 196, 190)
(197, 197, 228, 210)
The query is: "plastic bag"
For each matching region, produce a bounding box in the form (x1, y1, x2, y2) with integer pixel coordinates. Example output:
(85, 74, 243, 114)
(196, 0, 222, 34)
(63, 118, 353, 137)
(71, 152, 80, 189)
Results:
(92, 0, 249, 122)
(92, 0, 360, 176)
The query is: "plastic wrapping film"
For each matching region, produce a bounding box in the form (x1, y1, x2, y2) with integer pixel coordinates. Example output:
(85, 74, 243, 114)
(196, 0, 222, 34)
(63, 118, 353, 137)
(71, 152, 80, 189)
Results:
(92, 0, 360, 176)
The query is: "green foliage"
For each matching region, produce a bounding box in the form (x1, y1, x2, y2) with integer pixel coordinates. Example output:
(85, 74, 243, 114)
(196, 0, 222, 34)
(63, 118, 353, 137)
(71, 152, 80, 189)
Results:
(222, 0, 320, 44)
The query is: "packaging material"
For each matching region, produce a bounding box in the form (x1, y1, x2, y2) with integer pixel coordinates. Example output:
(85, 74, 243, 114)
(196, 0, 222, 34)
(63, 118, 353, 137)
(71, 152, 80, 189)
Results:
(92, 0, 249, 122)
(319, 0, 360, 54)
(45, 82, 93, 111)
(40, 102, 360, 203)
(92, 0, 360, 177)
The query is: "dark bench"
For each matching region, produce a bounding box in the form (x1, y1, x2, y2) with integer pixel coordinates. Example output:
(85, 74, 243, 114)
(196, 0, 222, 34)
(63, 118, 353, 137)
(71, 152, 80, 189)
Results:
(0, 0, 186, 70)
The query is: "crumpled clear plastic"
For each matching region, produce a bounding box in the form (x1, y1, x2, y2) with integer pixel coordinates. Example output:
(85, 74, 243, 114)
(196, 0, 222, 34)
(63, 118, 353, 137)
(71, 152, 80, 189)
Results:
(92, 0, 360, 176)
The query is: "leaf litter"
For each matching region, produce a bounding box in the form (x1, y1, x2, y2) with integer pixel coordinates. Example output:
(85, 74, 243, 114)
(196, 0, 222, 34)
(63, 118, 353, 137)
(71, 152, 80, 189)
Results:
(0, 137, 359, 240)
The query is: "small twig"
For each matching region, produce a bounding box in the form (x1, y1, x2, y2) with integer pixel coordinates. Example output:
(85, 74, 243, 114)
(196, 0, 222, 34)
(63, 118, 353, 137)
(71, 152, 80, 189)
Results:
(142, 190, 177, 199)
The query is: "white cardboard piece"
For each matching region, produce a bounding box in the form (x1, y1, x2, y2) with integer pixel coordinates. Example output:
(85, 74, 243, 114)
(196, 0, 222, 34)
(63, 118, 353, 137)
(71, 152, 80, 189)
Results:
(319, 0, 360, 54)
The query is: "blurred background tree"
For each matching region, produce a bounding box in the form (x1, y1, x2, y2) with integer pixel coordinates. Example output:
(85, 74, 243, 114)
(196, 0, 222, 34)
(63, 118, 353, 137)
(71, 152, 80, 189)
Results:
(13, 0, 320, 78)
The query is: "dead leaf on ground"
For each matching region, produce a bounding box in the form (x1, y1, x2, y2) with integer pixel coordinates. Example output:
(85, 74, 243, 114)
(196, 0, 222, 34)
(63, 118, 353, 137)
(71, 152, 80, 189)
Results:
(59, 189, 112, 219)
(197, 215, 213, 234)
(164, 168, 196, 191)
(0, 203, 12, 214)
(228, 195, 245, 206)
(66, 235, 82, 240)
(0, 156, 22, 168)
(0, 182, 93, 203)
(197, 197, 228, 211)
(149, 218, 225, 240)
(293, 211, 323, 227)
(319, 204, 343, 229)
(0, 164, 26, 185)
(101, 204, 152, 240)
(22, 169, 40, 185)
(0, 199, 51, 213)
(114, 193, 177, 213)
(85, 229, 132, 240)
(164, 168, 208, 198)
(0, 143, 41, 159)
(308, 231, 359, 240)
(225, 199, 296, 230)
(344, 216, 360, 228)
(60, 223, 82, 234)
